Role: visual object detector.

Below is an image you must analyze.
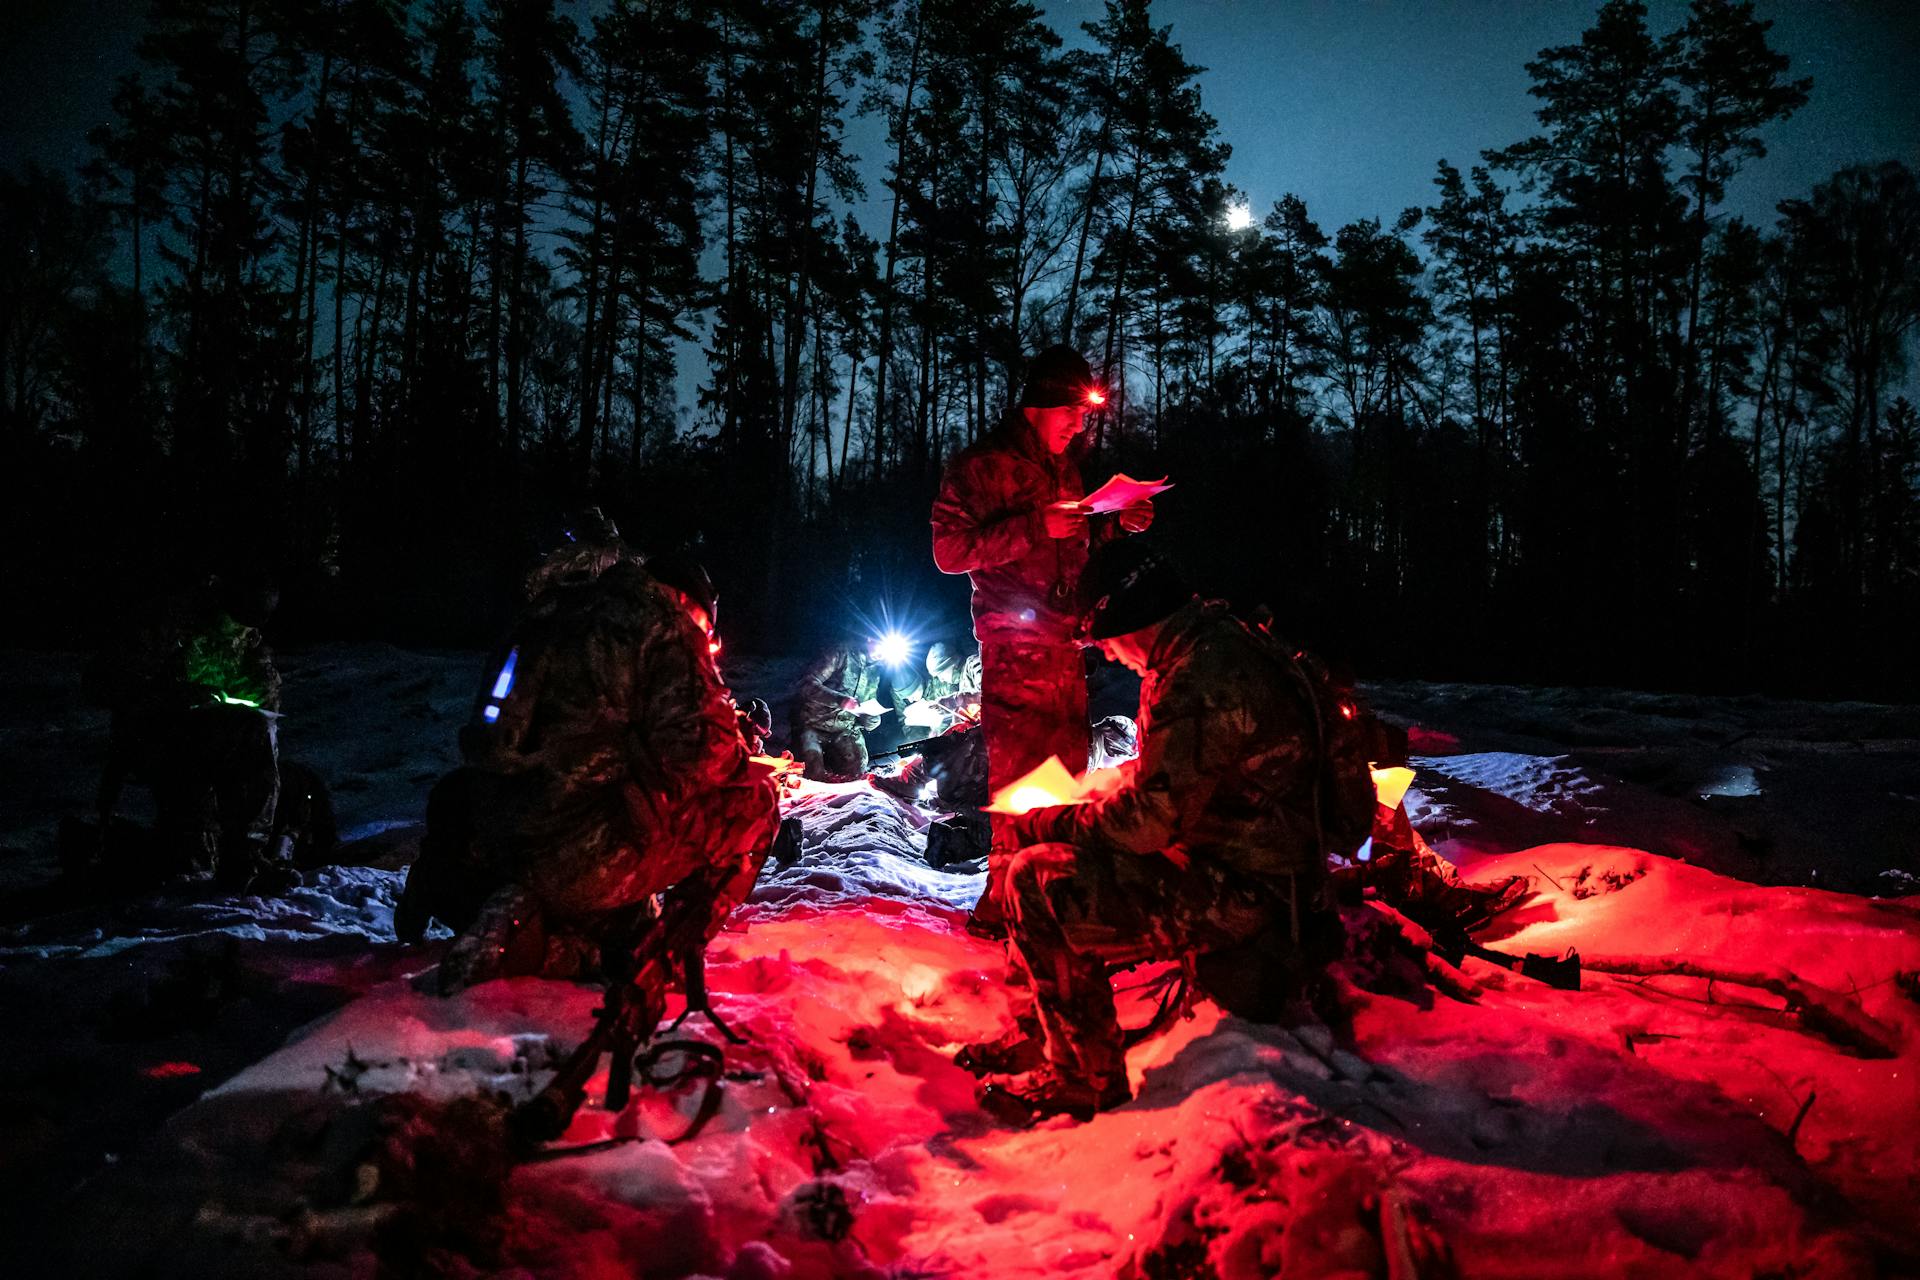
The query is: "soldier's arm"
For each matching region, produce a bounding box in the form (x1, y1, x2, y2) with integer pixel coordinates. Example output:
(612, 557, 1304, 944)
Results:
(627, 610, 751, 813)
(236, 630, 283, 712)
(1018, 676, 1217, 857)
(931, 454, 1046, 574)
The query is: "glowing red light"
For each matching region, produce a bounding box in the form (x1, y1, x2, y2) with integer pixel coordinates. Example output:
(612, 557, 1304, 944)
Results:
(708, 639, 722, 656)
(143, 1061, 202, 1079)
(1084, 387, 1107, 407)
(1339, 702, 1355, 720)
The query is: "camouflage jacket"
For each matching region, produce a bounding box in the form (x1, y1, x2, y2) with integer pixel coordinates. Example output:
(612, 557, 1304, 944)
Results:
(932, 412, 1102, 644)
(466, 556, 779, 907)
(890, 666, 965, 718)
(1014, 599, 1339, 882)
(87, 587, 281, 714)
(790, 643, 882, 735)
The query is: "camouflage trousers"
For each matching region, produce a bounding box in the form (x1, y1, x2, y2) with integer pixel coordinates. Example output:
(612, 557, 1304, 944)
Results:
(978, 639, 1087, 917)
(1004, 841, 1278, 1085)
(793, 725, 869, 782)
(123, 703, 279, 878)
(404, 765, 779, 992)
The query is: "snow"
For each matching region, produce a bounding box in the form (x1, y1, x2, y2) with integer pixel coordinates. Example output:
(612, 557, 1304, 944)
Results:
(2, 646, 1917, 1277)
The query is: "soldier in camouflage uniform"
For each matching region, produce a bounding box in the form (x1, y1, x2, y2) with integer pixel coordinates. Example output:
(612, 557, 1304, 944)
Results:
(975, 542, 1372, 1121)
(888, 640, 974, 725)
(83, 571, 290, 890)
(931, 344, 1152, 936)
(788, 640, 884, 781)
(397, 519, 781, 994)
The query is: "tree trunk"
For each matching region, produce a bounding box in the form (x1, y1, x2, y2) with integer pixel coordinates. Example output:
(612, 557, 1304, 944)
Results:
(871, 6, 922, 482)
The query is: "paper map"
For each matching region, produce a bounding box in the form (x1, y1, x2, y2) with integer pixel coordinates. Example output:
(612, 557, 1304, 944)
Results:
(1080, 473, 1173, 514)
(983, 755, 1092, 814)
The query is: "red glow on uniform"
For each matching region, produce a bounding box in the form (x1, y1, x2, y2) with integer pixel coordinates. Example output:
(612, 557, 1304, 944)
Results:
(708, 638, 722, 657)
(143, 1061, 202, 1079)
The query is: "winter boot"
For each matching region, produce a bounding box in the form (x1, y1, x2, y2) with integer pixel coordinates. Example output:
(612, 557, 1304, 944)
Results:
(954, 1010, 1044, 1076)
(978, 1063, 1130, 1125)
(925, 814, 989, 871)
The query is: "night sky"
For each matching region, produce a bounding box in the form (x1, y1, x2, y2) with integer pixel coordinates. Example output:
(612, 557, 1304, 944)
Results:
(5, 0, 1916, 242)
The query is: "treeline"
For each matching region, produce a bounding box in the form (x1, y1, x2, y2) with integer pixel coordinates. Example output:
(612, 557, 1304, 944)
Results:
(1, 0, 1916, 695)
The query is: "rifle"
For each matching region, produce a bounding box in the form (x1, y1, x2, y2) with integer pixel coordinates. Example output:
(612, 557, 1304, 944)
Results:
(1434, 928, 1582, 991)
(870, 722, 981, 763)
(510, 873, 746, 1151)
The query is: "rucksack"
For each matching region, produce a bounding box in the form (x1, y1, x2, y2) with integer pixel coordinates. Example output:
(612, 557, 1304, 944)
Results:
(1243, 622, 1380, 862)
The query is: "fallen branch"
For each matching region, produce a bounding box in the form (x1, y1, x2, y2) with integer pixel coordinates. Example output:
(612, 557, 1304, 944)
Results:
(1585, 954, 1900, 1058)
(1786, 1090, 1817, 1146)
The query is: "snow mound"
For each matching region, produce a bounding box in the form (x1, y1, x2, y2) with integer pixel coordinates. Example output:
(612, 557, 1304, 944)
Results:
(59, 820, 1920, 1278)
(0, 865, 433, 961)
(754, 779, 984, 915)
(1413, 751, 1608, 817)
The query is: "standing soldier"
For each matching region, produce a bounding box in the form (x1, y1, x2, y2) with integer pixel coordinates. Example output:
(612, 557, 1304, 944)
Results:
(931, 344, 1152, 936)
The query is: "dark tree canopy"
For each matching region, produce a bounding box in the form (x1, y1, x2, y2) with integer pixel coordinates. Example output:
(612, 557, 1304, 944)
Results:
(2, 0, 1916, 696)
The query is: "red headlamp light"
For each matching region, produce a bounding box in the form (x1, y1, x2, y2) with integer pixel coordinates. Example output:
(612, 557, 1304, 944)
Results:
(1084, 386, 1107, 407)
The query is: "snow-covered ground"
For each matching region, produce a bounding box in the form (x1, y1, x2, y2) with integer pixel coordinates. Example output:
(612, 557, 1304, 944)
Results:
(1, 647, 1916, 1277)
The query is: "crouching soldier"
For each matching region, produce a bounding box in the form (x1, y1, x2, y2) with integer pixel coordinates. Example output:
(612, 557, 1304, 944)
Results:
(396, 516, 781, 994)
(970, 542, 1374, 1122)
(81, 569, 293, 892)
(788, 638, 883, 781)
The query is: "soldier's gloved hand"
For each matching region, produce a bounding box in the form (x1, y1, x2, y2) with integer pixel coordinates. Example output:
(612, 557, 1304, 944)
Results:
(1043, 501, 1089, 540)
(1008, 803, 1063, 849)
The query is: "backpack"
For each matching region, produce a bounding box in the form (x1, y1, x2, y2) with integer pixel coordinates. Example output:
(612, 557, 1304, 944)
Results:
(1244, 623, 1380, 862)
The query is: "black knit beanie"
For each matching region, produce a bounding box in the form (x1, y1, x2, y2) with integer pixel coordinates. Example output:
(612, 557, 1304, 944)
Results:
(1020, 344, 1096, 409)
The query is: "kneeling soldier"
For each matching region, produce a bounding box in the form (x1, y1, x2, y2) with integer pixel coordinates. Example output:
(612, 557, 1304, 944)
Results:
(975, 542, 1373, 1121)
(398, 514, 781, 993)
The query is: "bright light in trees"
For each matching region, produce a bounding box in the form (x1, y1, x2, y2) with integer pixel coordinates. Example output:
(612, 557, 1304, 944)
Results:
(1225, 202, 1254, 231)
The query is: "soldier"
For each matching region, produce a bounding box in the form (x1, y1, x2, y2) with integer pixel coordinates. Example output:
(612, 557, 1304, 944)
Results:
(396, 516, 781, 994)
(970, 541, 1374, 1122)
(931, 344, 1152, 936)
(888, 640, 981, 734)
(788, 638, 884, 782)
(82, 569, 292, 892)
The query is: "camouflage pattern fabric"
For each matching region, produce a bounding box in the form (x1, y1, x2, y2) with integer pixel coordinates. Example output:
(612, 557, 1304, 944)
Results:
(981, 637, 1089, 854)
(147, 704, 280, 878)
(1012, 598, 1352, 883)
(85, 584, 283, 878)
(930, 411, 1091, 645)
(1003, 841, 1277, 1084)
(870, 723, 989, 811)
(789, 643, 883, 781)
(999, 599, 1367, 1086)
(404, 554, 780, 991)
(889, 664, 965, 719)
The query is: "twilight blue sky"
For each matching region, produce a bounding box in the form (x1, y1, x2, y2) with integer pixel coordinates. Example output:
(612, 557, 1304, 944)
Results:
(4, 1, 1914, 238)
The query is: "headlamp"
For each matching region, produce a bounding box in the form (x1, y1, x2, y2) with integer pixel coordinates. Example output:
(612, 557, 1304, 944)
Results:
(1084, 386, 1107, 407)
(871, 631, 914, 668)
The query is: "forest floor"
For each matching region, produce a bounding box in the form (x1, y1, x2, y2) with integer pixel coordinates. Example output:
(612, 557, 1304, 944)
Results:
(0, 645, 1916, 1278)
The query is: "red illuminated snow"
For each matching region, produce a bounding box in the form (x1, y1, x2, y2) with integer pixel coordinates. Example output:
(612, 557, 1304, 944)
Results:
(95, 827, 1915, 1279)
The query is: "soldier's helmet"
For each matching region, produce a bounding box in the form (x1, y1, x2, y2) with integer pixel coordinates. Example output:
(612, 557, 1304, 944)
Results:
(527, 507, 633, 598)
(1078, 539, 1195, 642)
(926, 641, 962, 683)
